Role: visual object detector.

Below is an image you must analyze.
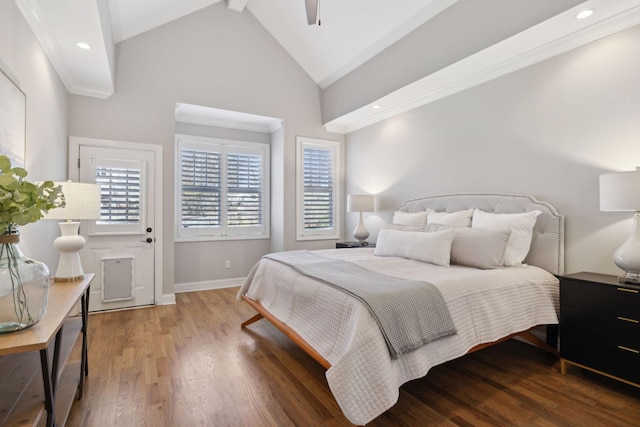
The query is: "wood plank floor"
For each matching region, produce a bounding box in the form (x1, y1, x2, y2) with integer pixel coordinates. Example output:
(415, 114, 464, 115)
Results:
(67, 288, 640, 426)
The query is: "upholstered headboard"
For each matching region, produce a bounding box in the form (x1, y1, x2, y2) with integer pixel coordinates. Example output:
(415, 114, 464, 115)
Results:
(397, 193, 565, 276)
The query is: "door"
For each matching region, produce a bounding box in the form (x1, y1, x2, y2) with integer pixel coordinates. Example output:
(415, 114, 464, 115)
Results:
(78, 144, 157, 312)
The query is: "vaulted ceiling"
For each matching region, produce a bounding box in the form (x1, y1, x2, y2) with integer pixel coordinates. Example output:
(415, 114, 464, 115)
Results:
(14, 0, 640, 132)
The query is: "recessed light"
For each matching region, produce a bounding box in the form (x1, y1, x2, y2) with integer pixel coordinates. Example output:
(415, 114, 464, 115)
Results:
(575, 9, 594, 20)
(372, 105, 381, 109)
(76, 42, 92, 50)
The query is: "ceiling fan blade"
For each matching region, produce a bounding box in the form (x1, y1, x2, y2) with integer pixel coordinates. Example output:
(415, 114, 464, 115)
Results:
(305, 0, 318, 25)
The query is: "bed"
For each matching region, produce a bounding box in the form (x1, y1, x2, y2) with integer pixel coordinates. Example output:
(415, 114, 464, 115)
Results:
(237, 193, 565, 425)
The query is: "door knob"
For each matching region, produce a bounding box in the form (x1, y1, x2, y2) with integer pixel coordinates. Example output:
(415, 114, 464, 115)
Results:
(141, 237, 153, 243)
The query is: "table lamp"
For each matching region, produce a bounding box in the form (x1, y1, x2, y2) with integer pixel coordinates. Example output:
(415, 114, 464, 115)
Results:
(599, 167, 640, 283)
(43, 181, 101, 282)
(347, 194, 374, 246)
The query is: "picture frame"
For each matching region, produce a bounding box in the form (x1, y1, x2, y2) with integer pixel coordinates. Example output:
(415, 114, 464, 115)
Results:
(0, 65, 26, 168)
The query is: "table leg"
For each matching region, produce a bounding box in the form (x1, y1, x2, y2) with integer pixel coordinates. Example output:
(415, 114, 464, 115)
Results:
(51, 327, 63, 393)
(85, 287, 90, 377)
(40, 327, 63, 427)
(78, 287, 89, 398)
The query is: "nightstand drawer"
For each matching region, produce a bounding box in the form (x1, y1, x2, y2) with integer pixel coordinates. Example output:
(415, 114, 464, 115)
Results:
(562, 335, 640, 384)
(560, 278, 640, 318)
(561, 305, 640, 348)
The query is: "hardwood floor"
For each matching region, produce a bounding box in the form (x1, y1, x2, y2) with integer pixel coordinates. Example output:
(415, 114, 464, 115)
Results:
(67, 288, 640, 427)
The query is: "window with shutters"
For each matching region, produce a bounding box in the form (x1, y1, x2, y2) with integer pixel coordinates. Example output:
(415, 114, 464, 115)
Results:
(91, 157, 147, 235)
(97, 166, 141, 224)
(296, 137, 341, 240)
(176, 135, 270, 241)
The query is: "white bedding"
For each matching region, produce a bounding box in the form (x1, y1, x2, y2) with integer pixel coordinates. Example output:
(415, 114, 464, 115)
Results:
(237, 248, 559, 425)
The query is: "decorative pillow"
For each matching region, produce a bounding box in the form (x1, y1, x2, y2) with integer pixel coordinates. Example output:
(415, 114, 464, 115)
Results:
(383, 223, 425, 232)
(471, 210, 542, 266)
(427, 208, 473, 228)
(392, 210, 427, 226)
(374, 228, 454, 266)
(424, 223, 450, 232)
(450, 228, 512, 269)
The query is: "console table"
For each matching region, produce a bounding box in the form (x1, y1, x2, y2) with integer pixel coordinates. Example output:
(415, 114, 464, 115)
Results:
(0, 274, 93, 427)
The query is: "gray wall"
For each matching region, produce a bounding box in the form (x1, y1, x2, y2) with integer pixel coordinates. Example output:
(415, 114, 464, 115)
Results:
(344, 23, 640, 277)
(0, 0, 69, 272)
(68, 3, 344, 294)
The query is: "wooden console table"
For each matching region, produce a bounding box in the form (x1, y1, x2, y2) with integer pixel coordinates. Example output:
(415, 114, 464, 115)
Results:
(0, 274, 93, 427)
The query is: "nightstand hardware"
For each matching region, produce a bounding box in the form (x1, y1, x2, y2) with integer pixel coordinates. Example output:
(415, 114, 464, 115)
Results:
(616, 287, 639, 293)
(617, 345, 640, 354)
(617, 316, 639, 323)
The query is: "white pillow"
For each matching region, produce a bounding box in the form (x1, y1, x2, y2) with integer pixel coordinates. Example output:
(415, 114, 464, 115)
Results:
(424, 223, 449, 232)
(392, 210, 427, 226)
(427, 208, 473, 228)
(450, 228, 511, 269)
(374, 228, 454, 266)
(471, 210, 542, 266)
(384, 223, 425, 232)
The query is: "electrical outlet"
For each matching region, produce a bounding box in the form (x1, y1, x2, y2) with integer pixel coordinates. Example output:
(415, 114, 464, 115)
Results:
(225, 260, 231, 269)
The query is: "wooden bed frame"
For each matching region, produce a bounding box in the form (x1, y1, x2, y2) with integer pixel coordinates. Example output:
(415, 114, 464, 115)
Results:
(240, 193, 564, 424)
(241, 295, 559, 371)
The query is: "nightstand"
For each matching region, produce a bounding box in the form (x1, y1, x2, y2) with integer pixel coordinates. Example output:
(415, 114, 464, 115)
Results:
(559, 272, 640, 388)
(335, 242, 376, 248)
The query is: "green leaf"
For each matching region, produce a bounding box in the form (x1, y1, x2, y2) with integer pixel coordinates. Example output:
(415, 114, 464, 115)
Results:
(0, 175, 17, 187)
(0, 156, 66, 228)
(0, 156, 11, 173)
(10, 167, 28, 179)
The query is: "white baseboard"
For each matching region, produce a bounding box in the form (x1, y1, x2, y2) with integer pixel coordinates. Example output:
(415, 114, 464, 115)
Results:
(160, 293, 176, 305)
(174, 277, 245, 294)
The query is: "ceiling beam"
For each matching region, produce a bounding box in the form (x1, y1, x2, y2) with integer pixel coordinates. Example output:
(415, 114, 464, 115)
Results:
(227, 0, 248, 12)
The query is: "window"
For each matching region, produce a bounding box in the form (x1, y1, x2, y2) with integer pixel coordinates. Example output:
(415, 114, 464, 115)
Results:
(296, 136, 341, 240)
(176, 135, 270, 241)
(97, 165, 141, 225)
(90, 157, 147, 235)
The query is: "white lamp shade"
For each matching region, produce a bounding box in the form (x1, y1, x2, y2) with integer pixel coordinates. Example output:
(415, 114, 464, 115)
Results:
(43, 181, 101, 220)
(347, 194, 374, 213)
(600, 169, 640, 211)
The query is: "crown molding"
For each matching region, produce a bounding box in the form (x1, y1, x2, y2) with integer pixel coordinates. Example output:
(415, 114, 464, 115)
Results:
(15, 0, 115, 99)
(15, 0, 75, 91)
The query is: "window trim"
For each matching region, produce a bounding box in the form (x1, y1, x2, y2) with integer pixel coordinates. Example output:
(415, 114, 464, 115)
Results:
(175, 134, 270, 242)
(296, 136, 341, 241)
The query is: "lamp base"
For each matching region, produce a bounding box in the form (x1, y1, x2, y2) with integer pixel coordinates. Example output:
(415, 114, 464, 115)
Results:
(53, 221, 87, 282)
(352, 212, 370, 246)
(612, 212, 640, 284)
(54, 274, 85, 283)
(618, 273, 640, 284)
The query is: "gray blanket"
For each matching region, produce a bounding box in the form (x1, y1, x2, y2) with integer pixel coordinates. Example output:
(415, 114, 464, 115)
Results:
(264, 251, 457, 359)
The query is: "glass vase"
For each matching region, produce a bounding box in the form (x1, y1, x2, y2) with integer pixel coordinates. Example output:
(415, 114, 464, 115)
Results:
(0, 229, 50, 333)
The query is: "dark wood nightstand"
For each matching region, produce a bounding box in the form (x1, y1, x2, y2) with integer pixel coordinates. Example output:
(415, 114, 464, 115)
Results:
(559, 272, 640, 388)
(335, 242, 376, 248)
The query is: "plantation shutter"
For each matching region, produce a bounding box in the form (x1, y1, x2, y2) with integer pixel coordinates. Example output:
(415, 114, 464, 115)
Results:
(90, 157, 147, 235)
(180, 147, 221, 229)
(96, 166, 141, 224)
(176, 136, 270, 240)
(227, 151, 263, 229)
(303, 146, 334, 231)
